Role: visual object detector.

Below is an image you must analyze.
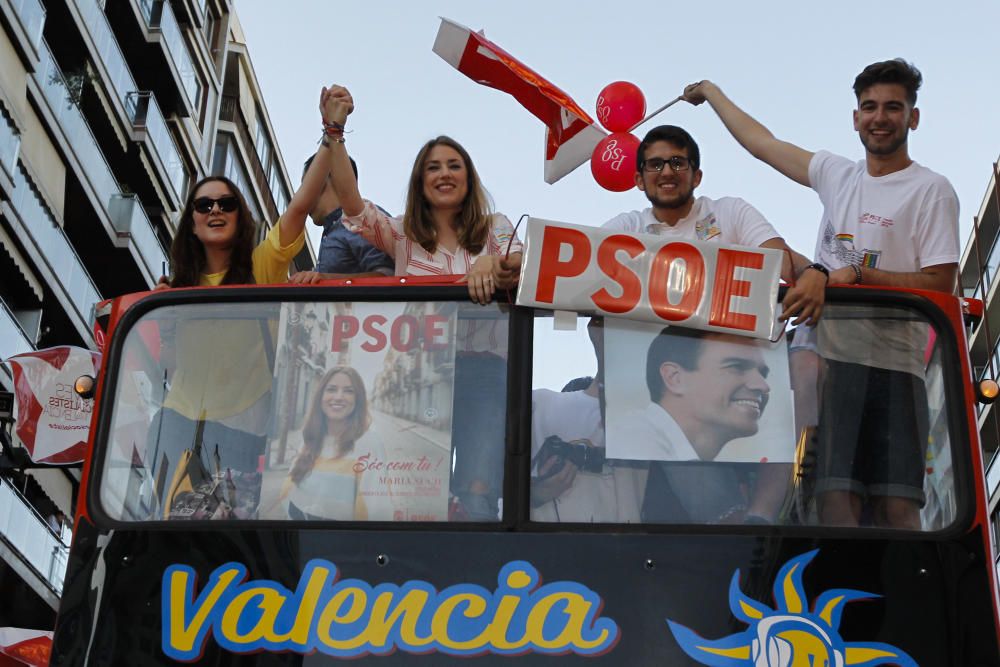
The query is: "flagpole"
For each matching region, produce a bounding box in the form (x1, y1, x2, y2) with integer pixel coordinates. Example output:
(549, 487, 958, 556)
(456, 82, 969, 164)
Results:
(628, 95, 684, 132)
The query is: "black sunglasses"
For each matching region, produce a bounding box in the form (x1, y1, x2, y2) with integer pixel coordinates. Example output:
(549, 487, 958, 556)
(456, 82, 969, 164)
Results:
(192, 195, 239, 214)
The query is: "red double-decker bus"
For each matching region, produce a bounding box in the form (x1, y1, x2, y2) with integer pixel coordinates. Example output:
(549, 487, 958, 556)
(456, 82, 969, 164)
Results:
(48, 277, 1000, 666)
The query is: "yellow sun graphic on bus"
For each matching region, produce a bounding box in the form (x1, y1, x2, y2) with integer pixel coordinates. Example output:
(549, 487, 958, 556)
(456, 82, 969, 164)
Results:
(667, 550, 917, 666)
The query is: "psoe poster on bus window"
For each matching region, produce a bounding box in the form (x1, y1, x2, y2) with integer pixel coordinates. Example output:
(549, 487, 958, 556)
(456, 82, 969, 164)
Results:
(603, 318, 795, 463)
(260, 302, 457, 522)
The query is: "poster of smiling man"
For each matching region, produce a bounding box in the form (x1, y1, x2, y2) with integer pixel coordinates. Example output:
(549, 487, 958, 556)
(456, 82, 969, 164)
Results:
(604, 319, 794, 463)
(261, 302, 457, 522)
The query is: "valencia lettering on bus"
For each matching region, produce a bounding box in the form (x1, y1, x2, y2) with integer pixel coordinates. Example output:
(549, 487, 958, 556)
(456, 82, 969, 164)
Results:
(162, 560, 619, 661)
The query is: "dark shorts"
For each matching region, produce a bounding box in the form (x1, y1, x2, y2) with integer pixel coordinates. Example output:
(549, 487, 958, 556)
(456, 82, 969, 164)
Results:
(815, 360, 929, 505)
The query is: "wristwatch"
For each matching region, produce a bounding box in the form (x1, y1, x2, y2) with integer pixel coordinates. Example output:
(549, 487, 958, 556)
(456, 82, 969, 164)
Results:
(804, 263, 830, 280)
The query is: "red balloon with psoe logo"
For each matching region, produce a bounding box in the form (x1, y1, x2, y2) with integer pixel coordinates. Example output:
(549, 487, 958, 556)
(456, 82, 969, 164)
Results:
(591, 132, 640, 192)
(596, 81, 646, 132)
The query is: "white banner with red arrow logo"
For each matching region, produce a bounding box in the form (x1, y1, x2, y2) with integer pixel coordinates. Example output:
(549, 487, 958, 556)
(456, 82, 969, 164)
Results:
(432, 17, 605, 184)
(4, 346, 100, 464)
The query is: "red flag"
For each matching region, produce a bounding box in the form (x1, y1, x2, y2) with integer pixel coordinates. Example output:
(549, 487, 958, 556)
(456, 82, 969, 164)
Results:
(0, 629, 52, 667)
(433, 18, 606, 184)
(5, 346, 100, 463)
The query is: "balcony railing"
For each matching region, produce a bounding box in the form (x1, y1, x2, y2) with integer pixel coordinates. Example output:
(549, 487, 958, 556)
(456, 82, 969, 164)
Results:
(110, 194, 167, 279)
(10, 163, 101, 326)
(9, 0, 46, 53)
(0, 108, 20, 177)
(0, 477, 69, 595)
(988, 450, 1000, 500)
(0, 300, 33, 373)
(217, 136, 262, 223)
(125, 91, 187, 198)
(137, 0, 201, 110)
(34, 41, 166, 286)
(75, 0, 186, 203)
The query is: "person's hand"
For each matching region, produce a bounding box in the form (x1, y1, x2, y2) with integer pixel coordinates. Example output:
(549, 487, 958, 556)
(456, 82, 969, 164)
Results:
(493, 256, 519, 290)
(462, 256, 500, 305)
(153, 276, 171, 291)
(289, 270, 329, 285)
(682, 80, 713, 106)
(780, 268, 827, 326)
(531, 457, 578, 507)
(321, 85, 353, 126)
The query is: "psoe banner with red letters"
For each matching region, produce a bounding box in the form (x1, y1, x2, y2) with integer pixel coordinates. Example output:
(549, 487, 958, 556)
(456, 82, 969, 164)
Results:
(516, 218, 782, 340)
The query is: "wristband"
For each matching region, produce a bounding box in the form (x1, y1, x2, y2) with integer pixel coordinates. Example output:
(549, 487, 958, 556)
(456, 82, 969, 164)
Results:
(850, 264, 863, 284)
(804, 263, 829, 281)
(323, 120, 346, 131)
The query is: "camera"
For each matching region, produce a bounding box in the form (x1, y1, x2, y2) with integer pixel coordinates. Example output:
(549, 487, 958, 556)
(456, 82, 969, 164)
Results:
(537, 435, 606, 478)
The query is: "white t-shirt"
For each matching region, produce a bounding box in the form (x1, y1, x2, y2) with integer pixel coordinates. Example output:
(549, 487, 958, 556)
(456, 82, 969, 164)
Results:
(602, 196, 780, 248)
(809, 151, 959, 375)
(530, 388, 643, 523)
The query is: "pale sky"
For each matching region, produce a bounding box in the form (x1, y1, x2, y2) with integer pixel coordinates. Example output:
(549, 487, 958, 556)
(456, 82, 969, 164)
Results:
(235, 1, 1000, 390)
(236, 0, 1000, 265)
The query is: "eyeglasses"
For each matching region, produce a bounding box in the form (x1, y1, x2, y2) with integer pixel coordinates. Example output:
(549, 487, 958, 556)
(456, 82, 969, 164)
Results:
(641, 156, 694, 173)
(192, 196, 239, 214)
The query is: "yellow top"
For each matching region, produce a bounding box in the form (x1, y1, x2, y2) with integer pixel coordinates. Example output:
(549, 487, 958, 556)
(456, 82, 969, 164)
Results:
(162, 222, 305, 421)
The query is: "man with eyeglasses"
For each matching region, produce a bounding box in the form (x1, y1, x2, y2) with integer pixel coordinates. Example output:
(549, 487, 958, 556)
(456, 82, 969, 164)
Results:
(682, 60, 959, 529)
(602, 125, 824, 326)
(601, 124, 813, 524)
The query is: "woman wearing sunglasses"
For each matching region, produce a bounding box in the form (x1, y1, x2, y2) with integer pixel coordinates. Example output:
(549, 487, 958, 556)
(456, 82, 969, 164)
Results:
(311, 86, 523, 305)
(147, 89, 339, 514)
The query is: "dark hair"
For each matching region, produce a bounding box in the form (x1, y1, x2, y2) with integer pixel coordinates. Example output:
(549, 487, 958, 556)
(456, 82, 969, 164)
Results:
(636, 125, 701, 173)
(853, 59, 922, 106)
(289, 366, 371, 484)
(645, 326, 712, 402)
(302, 153, 358, 182)
(404, 136, 493, 254)
(169, 176, 257, 287)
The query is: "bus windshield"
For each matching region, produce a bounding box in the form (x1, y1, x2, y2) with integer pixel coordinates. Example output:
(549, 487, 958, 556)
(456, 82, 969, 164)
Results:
(96, 294, 959, 532)
(98, 298, 510, 523)
(530, 300, 958, 531)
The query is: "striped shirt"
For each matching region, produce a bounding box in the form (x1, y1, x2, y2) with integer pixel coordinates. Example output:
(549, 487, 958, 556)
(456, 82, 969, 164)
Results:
(343, 200, 523, 276)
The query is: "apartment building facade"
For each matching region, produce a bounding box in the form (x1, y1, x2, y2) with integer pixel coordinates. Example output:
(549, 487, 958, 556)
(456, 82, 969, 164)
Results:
(959, 158, 1000, 572)
(0, 0, 312, 630)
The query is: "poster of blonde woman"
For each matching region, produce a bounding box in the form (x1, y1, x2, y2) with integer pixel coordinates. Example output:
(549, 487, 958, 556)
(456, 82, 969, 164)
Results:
(261, 301, 457, 521)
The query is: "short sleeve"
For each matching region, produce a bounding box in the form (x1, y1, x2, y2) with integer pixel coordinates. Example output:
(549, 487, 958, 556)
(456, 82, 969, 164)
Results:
(724, 198, 781, 248)
(915, 181, 960, 268)
(807, 150, 856, 206)
(252, 219, 306, 284)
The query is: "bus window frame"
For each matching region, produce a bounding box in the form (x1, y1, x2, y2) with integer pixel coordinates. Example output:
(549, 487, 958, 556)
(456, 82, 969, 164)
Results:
(86, 285, 975, 540)
(86, 284, 522, 532)
(518, 285, 977, 540)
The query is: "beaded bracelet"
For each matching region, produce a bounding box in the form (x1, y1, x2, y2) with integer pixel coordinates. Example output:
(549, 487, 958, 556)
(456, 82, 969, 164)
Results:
(851, 264, 863, 284)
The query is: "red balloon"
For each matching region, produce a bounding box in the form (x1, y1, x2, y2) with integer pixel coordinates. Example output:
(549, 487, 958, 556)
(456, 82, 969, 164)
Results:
(596, 81, 646, 132)
(591, 132, 640, 192)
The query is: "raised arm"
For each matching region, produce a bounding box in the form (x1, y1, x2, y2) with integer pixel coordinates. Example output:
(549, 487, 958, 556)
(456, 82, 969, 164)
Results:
(274, 87, 343, 247)
(683, 81, 814, 187)
(321, 86, 365, 217)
